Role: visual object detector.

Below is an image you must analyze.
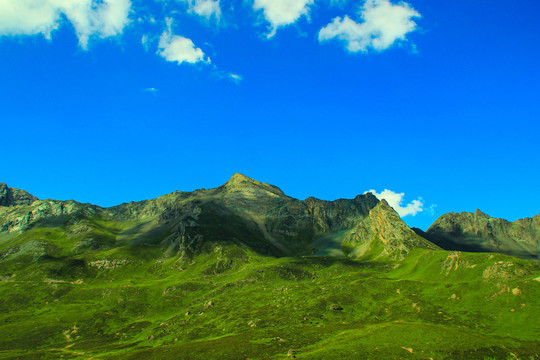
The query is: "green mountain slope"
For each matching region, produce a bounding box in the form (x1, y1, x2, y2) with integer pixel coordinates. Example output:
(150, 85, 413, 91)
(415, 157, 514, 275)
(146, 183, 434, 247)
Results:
(421, 209, 540, 260)
(0, 175, 539, 359)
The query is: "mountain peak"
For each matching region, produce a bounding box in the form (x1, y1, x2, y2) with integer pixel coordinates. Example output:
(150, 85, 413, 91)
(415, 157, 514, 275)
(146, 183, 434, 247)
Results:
(227, 173, 255, 184)
(425, 210, 540, 259)
(223, 173, 288, 198)
(342, 199, 440, 260)
(474, 209, 488, 217)
(0, 183, 38, 207)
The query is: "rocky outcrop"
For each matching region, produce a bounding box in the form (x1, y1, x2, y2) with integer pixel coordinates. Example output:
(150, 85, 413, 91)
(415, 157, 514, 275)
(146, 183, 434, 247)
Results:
(424, 209, 540, 259)
(0, 200, 100, 233)
(343, 200, 440, 260)
(0, 183, 38, 207)
(305, 194, 379, 232)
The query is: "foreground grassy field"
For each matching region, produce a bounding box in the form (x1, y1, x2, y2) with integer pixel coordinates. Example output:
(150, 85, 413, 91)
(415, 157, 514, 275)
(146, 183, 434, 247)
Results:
(1, 240, 539, 360)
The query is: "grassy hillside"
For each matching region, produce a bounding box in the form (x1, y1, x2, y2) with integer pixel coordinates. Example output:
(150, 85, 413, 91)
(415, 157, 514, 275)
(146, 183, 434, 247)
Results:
(1, 238, 539, 359)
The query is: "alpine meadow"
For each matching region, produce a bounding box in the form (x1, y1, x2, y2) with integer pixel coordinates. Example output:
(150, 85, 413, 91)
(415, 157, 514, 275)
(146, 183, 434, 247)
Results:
(1, 0, 539, 359)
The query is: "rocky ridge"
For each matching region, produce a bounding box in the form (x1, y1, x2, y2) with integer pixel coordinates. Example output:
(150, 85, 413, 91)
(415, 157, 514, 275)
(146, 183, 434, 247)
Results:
(0, 183, 38, 207)
(423, 209, 540, 260)
(0, 174, 436, 261)
(344, 199, 440, 259)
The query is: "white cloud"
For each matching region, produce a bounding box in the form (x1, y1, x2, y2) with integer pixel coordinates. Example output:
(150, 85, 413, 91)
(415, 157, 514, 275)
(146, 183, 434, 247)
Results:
(319, 0, 420, 52)
(193, 0, 221, 19)
(228, 73, 243, 83)
(179, 0, 221, 20)
(366, 189, 424, 217)
(0, 0, 131, 49)
(141, 34, 150, 50)
(210, 66, 243, 84)
(157, 21, 209, 65)
(253, 0, 314, 38)
(143, 87, 158, 93)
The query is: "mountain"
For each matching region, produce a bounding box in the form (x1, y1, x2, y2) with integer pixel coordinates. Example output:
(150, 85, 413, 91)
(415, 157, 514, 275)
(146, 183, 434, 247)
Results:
(0, 173, 436, 262)
(0, 175, 539, 359)
(0, 182, 38, 207)
(419, 209, 540, 260)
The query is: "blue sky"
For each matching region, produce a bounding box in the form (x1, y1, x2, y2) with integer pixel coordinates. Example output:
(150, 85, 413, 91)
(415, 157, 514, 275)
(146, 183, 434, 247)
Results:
(1, 0, 539, 229)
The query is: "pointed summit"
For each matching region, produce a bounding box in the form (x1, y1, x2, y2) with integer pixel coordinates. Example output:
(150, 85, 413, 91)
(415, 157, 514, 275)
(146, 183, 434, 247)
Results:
(474, 209, 488, 217)
(343, 200, 439, 260)
(227, 173, 255, 185)
(222, 173, 288, 199)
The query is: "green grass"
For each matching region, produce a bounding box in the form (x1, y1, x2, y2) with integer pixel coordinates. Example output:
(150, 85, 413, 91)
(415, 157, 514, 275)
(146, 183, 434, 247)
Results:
(0, 233, 539, 359)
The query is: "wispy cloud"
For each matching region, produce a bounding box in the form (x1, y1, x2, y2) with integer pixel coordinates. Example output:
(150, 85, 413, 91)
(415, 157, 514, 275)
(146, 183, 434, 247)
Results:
(143, 87, 158, 94)
(228, 73, 243, 84)
(319, 0, 421, 53)
(327, 0, 351, 8)
(209, 65, 243, 84)
(141, 34, 151, 51)
(366, 189, 424, 217)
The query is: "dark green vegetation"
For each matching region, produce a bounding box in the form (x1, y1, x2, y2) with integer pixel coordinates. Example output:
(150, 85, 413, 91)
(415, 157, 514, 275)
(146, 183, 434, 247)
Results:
(0, 175, 539, 359)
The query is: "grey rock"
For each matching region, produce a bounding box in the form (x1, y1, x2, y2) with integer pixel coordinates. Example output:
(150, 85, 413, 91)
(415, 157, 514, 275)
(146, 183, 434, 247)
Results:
(0, 183, 38, 207)
(423, 209, 540, 260)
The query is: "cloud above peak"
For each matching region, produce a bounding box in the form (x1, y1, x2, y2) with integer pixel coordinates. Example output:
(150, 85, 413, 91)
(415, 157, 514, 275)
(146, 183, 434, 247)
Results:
(366, 189, 424, 217)
(0, 0, 132, 49)
(319, 0, 420, 52)
(253, 0, 314, 38)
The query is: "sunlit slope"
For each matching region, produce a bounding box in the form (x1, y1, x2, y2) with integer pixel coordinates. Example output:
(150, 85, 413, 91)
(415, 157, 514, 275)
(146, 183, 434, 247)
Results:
(0, 245, 538, 359)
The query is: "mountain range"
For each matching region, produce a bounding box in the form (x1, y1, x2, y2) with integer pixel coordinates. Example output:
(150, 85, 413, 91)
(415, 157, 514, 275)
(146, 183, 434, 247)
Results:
(0, 175, 539, 359)
(2, 175, 538, 261)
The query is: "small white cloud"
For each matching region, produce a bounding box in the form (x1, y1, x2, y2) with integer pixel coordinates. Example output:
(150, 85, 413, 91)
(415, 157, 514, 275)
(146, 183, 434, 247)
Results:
(179, 0, 221, 20)
(143, 87, 158, 93)
(192, 0, 221, 19)
(253, 0, 314, 38)
(141, 34, 150, 50)
(319, 0, 420, 52)
(0, 0, 132, 49)
(229, 73, 242, 83)
(157, 20, 210, 65)
(366, 189, 424, 217)
(210, 66, 243, 84)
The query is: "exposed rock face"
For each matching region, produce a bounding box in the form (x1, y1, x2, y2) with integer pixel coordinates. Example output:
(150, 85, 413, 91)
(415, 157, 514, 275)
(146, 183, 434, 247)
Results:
(423, 209, 540, 260)
(0, 174, 439, 260)
(305, 194, 379, 232)
(0, 199, 101, 233)
(343, 200, 440, 260)
(0, 183, 38, 207)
